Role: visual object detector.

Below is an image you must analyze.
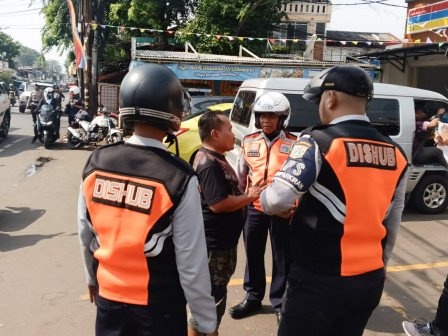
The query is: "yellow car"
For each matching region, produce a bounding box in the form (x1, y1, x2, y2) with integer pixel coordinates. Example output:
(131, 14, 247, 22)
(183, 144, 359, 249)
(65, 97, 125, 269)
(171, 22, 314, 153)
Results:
(168, 103, 233, 163)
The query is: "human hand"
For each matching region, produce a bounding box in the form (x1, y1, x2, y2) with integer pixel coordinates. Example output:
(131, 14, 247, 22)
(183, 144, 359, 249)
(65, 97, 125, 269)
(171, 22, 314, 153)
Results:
(88, 285, 98, 304)
(277, 207, 295, 219)
(204, 331, 218, 336)
(247, 180, 267, 200)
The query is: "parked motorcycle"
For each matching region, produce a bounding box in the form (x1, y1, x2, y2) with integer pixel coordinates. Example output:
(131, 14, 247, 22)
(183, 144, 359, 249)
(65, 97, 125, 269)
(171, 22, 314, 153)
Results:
(8, 91, 16, 106)
(66, 109, 123, 149)
(36, 104, 61, 149)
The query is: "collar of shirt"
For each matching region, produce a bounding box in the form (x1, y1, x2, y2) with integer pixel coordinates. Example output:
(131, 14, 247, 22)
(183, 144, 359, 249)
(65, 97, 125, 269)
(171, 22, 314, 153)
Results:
(330, 114, 370, 125)
(45, 99, 52, 105)
(126, 134, 167, 151)
(259, 130, 286, 144)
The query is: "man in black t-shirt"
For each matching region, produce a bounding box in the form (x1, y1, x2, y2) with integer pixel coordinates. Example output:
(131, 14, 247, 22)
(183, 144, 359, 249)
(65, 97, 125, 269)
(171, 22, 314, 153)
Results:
(189, 111, 262, 336)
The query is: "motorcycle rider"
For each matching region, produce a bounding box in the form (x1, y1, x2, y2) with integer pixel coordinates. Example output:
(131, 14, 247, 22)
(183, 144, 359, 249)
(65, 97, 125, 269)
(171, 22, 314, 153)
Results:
(8, 84, 16, 106)
(27, 84, 44, 142)
(65, 86, 84, 124)
(52, 84, 65, 109)
(32, 87, 61, 143)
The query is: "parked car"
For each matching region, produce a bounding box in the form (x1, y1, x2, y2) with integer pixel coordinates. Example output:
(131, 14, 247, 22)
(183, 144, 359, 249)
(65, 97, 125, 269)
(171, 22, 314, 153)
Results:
(186, 96, 235, 118)
(227, 78, 448, 214)
(168, 102, 233, 163)
(0, 83, 11, 138)
(19, 82, 54, 113)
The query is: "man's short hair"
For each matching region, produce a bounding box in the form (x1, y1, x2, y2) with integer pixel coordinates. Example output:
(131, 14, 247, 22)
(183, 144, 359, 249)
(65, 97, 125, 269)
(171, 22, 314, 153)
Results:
(198, 111, 225, 142)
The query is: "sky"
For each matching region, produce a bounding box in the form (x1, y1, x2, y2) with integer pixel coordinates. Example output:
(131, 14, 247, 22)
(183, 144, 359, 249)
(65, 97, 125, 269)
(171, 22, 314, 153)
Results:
(0, 0, 409, 69)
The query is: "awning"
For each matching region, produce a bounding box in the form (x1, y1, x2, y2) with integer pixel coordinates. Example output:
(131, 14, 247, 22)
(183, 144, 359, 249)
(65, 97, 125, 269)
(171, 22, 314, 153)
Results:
(356, 43, 448, 72)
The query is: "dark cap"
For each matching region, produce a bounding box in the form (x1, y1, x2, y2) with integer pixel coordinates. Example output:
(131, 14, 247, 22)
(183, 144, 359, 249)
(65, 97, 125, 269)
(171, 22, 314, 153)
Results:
(303, 65, 373, 104)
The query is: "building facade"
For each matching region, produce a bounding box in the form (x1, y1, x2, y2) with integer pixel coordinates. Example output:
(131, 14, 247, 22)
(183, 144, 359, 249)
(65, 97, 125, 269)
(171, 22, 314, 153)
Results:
(273, 1, 332, 59)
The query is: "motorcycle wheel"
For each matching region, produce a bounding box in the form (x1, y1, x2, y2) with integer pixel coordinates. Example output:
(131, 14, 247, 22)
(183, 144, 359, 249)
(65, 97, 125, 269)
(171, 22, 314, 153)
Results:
(43, 133, 52, 149)
(67, 132, 82, 149)
(108, 133, 123, 144)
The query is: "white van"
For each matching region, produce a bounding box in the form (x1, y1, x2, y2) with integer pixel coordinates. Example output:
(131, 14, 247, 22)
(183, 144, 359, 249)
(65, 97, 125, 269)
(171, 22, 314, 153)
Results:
(227, 78, 448, 214)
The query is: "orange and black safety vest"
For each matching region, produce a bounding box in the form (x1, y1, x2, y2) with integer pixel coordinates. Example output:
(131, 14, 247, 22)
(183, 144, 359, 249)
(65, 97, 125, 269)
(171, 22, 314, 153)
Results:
(82, 142, 194, 306)
(243, 131, 296, 211)
(291, 121, 408, 276)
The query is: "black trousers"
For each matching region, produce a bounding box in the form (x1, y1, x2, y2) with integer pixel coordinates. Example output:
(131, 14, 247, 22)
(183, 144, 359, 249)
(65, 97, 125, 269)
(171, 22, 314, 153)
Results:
(243, 206, 290, 310)
(432, 272, 448, 336)
(278, 265, 385, 336)
(95, 296, 187, 336)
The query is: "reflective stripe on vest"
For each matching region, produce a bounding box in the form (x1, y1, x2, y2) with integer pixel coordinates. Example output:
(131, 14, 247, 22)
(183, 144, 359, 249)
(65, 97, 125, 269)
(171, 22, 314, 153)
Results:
(325, 138, 408, 276)
(83, 170, 174, 305)
(243, 132, 296, 211)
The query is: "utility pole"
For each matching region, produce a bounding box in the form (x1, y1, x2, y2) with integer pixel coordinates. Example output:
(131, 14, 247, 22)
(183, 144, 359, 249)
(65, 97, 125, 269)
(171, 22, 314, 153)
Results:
(82, 0, 92, 114)
(90, 0, 100, 115)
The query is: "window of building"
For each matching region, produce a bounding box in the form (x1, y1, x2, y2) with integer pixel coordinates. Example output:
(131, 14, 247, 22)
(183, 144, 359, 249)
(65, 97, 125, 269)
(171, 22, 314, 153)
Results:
(306, 5, 309, 12)
(316, 23, 326, 35)
(301, 4, 304, 11)
(290, 4, 293, 11)
(322, 5, 326, 13)
(295, 4, 298, 11)
(311, 5, 314, 12)
(317, 5, 320, 13)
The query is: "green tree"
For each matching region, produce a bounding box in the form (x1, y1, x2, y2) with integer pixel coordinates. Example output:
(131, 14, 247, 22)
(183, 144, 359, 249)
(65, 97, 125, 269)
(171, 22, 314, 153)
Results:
(182, 0, 287, 55)
(15, 45, 41, 67)
(40, 0, 73, 51)
(0, 32, 20, 66)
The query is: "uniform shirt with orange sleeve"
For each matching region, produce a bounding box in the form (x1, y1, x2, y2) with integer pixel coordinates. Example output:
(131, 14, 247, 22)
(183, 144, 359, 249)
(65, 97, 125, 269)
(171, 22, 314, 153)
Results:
(260, 115, 408, 265)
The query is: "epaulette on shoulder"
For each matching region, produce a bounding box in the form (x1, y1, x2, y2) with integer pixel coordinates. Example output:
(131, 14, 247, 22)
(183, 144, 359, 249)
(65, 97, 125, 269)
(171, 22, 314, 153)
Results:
(244, 131, 262, 139)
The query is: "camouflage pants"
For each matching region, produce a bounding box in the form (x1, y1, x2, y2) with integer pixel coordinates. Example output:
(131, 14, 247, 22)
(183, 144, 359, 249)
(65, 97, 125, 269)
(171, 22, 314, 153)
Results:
(188, 248, 237, 330)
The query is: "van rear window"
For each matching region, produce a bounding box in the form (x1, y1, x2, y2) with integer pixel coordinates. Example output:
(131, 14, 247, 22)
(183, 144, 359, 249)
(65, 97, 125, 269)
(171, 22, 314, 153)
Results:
(231, 91, 256, 127)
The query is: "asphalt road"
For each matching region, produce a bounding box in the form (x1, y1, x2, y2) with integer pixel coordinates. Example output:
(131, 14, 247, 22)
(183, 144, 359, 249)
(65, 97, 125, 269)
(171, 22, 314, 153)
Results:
(0, 107, 447, 335)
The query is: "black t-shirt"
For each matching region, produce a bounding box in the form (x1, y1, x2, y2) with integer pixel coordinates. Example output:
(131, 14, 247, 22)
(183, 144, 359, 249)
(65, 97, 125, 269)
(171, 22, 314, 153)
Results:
(193, 147, 245, 250)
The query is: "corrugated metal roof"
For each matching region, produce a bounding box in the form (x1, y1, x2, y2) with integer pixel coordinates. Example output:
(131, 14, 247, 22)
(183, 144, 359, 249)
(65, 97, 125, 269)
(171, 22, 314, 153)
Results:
(133, 50, 376, 68)
(326, 30, 400, 42)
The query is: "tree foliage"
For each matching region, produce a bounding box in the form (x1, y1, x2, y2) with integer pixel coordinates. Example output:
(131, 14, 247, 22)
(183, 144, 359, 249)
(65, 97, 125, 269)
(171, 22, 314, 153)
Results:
(40, 0, 73, 51)
(0, 32, 21, 64)
(182, 0, 287, 55)
(15, 46, 41, 67)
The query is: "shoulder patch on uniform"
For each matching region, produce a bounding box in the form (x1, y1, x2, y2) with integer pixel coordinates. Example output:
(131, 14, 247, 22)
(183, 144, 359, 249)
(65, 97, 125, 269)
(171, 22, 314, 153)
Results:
(290, 141, 312, 159)
(279, 143, 292, 154)
(344, 141, 397, 170)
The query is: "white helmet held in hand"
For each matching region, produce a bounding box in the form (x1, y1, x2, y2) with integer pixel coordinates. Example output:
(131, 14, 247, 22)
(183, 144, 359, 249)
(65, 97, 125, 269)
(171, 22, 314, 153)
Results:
(69, 86, 80, 96)
(254, 92, 291, 129)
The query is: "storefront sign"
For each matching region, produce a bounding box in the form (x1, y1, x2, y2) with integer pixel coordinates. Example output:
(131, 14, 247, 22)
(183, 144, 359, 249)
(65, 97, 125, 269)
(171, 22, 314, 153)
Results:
(407, 0, 448, 34)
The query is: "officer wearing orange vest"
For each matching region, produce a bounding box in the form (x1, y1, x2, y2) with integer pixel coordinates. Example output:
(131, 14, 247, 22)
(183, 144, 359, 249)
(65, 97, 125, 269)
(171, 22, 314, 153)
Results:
(260, 65, 408, 336)
(229, 92, 296, 324)
(78, 64, 217, 336)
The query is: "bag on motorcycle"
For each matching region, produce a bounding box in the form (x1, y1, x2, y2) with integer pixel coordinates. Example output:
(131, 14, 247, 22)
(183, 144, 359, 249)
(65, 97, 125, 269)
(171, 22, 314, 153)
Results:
(74, 110, 92, 122)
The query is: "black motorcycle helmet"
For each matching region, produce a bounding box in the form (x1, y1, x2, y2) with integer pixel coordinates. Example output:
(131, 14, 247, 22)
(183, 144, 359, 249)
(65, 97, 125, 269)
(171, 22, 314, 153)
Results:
(303, 65, 373, 104)
(119, 63, 186, 133)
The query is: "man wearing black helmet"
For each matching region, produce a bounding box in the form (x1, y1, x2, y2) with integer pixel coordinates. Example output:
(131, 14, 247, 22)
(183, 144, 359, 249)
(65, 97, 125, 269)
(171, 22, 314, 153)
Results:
(77, 63, 218, 336)
(260, 65, 409, 336)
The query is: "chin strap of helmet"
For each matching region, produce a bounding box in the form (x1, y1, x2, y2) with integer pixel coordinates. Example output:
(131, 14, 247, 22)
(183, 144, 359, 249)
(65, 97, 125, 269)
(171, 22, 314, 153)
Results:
(164, 133, 180, 157)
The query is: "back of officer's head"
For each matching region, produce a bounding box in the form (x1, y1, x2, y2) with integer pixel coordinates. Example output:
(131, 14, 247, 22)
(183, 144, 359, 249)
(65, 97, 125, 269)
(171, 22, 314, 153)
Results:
(119, 63, 185, 135)
(303, 65, 373, 124)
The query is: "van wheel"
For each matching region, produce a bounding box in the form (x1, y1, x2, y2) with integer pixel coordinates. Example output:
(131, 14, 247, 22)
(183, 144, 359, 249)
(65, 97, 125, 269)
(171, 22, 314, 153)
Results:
(411, 175, 448, 214)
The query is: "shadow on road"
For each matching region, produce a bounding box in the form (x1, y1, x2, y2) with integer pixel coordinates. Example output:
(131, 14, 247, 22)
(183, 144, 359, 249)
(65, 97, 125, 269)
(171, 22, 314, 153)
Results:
(366, 304, 407, 334)
(0, 232, 63, 252)
(0, 206, 45, 232)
